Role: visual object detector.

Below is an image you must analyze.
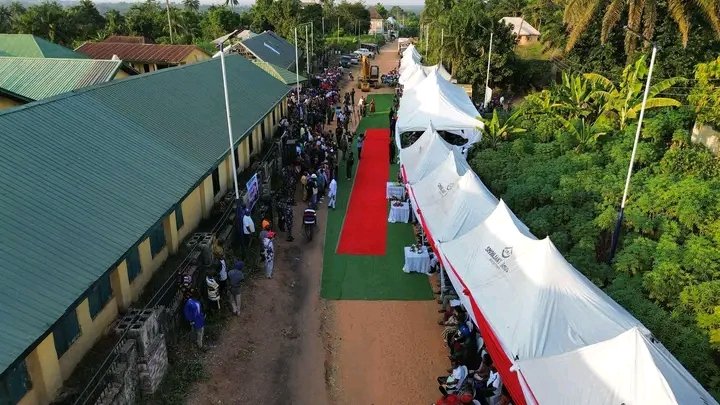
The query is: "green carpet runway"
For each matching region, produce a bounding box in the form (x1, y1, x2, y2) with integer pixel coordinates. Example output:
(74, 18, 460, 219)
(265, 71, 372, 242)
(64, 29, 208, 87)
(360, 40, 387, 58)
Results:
(320, 94, 434, 300)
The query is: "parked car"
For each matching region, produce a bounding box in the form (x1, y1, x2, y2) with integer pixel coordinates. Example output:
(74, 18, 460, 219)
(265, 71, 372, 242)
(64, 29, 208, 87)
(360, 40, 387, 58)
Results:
(353, 48, 375, 58)
(339, 57, 351, 68)
(343, 54, 360, 65)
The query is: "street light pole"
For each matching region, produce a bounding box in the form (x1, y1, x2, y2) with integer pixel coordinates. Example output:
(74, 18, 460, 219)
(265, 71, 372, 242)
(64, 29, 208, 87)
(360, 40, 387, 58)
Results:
(219, 49, 240, 201)
(484, 31, 493, 108)
(306, 24, 310, 75)
(440, 28, 444, 64)
(608, 27, 659, 262)
(294, 27, 300, 102)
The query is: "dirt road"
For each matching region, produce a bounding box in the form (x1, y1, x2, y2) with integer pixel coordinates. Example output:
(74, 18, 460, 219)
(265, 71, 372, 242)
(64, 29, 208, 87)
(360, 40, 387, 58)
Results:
(188, 40, 445, 405)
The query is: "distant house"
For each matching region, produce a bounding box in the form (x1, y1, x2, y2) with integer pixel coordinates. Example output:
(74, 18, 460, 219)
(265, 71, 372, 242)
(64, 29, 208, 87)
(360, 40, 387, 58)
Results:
(235, 31, 298, 72)
(102, 35, 153, 44)
(75, 41, 210, 73)
(368, 7, 384, 35)
(0, 34, 86, 59)
(500, 17, 541, 45)
(212, 29, 256, 50)
(0, 57, 135, 109)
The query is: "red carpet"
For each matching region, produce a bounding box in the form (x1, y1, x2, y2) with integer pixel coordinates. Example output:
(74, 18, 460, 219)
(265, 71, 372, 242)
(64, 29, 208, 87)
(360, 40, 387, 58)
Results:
(337, 129, 390, 255)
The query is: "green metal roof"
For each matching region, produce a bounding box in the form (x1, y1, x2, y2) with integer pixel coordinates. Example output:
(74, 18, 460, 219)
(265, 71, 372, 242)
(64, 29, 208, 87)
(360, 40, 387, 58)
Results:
(0, 57, 122, 101)
(252, 60, 306, 84)
(0, 34, 86, 59)
(0, 55, 290, 373)
(241, 31, 297, 71)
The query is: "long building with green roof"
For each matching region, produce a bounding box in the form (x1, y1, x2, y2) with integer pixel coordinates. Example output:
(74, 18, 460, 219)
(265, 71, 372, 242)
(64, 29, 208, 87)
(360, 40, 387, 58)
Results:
(0, 54, 290, 404)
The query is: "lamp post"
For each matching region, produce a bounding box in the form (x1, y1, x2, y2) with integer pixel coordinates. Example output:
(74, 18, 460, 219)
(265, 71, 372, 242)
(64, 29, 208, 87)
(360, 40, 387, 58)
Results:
(214, 46, 240, 201)
(478, 24, 494, 108)
(608, 27, 659, 262)
(294, 27, 300, 103)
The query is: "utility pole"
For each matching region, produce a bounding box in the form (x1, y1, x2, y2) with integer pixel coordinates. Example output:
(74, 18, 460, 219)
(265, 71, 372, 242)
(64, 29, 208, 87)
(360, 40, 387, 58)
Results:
(425, 24, 429, 52)
(165, 0, 173, 44)
(294, 27, 300, 102)
(306, 25, 310, 75)
(440, 28, 444, 64)
(609, 27, 659, 262)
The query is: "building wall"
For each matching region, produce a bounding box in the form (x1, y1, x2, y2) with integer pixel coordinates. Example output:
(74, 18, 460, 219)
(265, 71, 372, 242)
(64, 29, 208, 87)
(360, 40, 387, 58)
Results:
(182, 49, 211, 64)
(0, 95, 23, 110)
(8, 93, 288, 405)
(370, 19, 384, 34)
(113, 70, 130, 80)
(518, 35, 539, 45)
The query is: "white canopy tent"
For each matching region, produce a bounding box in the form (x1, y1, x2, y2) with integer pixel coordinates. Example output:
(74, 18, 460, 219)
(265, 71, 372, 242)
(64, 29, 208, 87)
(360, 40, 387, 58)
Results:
(517, 327, 720, 405)
(395, 70, 483, 147)
(399, 62, 420, 84)
(421, 64, 452, 81)
(399, 123, 454, 184)
(403, 43, 421, 61)
(440, 201, 646, 361)
(402, 67, 427, 90)
(399, 54, 420, 74)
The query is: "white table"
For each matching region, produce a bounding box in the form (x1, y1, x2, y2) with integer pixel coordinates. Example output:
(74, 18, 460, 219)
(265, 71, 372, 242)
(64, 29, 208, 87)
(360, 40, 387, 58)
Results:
(403, 246, 431, 274)
(388, 202, 410, 223)
(386, 182, 405, 200)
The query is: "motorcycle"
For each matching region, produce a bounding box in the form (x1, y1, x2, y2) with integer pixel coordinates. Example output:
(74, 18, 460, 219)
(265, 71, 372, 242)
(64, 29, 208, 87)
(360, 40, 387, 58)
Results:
(302, 207, 317, 241)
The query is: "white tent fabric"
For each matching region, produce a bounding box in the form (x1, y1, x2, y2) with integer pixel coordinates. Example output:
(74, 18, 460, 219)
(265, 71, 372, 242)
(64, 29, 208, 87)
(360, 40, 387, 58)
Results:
(516, 327, 720, 405)
(403, 43, 421, 61)
(399, 123, 454, 184)
(395, 70, 483, 147)
(421, 64, 452, 81)
(402, 67, 427, 90)
(439, 201, 647, 361)
(399, 54, 420, 74)
(399, 62, 420, 84)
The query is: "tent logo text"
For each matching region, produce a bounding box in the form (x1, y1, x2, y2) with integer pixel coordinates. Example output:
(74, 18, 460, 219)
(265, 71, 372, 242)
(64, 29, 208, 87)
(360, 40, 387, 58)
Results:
(485, 246, 512, 272)
(437, 182, 454, 196)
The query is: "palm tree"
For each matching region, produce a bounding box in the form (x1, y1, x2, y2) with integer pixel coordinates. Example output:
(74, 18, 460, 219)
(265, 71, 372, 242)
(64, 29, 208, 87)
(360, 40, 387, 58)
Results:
(584, 55, 684, 129)
(563, 0, 720, 54)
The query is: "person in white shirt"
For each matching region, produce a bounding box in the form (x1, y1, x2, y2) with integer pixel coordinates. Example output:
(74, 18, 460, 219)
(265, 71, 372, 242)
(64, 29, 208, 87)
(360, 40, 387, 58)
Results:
(241, 209, 255, 253)
(328, 178, 337, 209)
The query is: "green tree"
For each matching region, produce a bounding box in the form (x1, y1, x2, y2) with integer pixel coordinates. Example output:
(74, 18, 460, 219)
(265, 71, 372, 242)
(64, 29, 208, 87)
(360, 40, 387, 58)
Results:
(688, 57, 720, 128)
(200, 6, 241, 41)
(16, 1, 74, 45)
(102, 9, 126, 37)
(375, 3, 388, 19)
(68, 0, 105, 41)
(124, 0, 166, 40)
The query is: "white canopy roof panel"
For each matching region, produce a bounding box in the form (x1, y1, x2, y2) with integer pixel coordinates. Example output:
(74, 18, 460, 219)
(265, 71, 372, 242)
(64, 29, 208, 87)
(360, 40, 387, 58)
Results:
(439, 201, 646, 361)
(399, 124, 454, 183)
(403, 67, 427, 90)
(396, 71, 483, 145)
(421, 64, 452, 81)
(517, 327, 720, 405)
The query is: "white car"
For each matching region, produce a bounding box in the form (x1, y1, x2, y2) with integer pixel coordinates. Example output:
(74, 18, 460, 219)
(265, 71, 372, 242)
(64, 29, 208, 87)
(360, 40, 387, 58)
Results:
(353, 48, 375, 58)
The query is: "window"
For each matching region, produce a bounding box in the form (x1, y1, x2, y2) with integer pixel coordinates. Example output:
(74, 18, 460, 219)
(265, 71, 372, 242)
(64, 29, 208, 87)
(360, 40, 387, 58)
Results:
(143, 63, 150, 73)
(249, 133, 254, 154)
(211, 167, 220, 196)
(175, 204, 184, 231)
(149, 222, 166, 257)
(272, 109, 276, 125)
(88, 273, 112, 319)
(53, 309, 80, 357)
(126, 246, 141, 282)
(261, 121, 266, 140)
(233, 147, 239, 169)
(0, 361, 31, 404)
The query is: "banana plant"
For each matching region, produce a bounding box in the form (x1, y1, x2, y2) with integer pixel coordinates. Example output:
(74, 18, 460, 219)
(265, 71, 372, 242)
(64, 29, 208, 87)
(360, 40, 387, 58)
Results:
(584, 56, 684, 130)
(479, 109, 527, 148)
(558, 116, 607, 152)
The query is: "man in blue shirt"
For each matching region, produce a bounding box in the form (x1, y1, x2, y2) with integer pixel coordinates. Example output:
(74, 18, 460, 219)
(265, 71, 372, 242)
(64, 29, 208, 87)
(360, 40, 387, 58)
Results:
(183, 290, 205, 348)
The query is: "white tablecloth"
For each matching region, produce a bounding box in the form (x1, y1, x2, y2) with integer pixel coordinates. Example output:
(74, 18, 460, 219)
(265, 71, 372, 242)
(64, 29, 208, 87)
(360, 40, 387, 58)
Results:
(386, 182, 405, 199)
(403, 246, 431, 274)
(388, 202, 410, 223)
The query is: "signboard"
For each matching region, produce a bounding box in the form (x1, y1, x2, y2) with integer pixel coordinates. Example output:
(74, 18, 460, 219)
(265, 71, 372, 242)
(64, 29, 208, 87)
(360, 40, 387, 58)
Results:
(245, 173, 259, 211)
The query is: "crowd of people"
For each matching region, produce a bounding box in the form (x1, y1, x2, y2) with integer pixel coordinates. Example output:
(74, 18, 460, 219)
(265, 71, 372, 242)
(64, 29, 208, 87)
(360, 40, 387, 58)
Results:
(180, 65, 363, 348)
(431, 275, 514, 405)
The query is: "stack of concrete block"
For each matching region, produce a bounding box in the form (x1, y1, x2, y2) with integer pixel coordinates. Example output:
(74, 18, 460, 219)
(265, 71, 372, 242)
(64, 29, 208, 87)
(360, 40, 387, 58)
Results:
(137, 335, 168, 395)
(111, 308, 168, 397)
(196, 233, 214, 265)
(94, 339, 138, 405)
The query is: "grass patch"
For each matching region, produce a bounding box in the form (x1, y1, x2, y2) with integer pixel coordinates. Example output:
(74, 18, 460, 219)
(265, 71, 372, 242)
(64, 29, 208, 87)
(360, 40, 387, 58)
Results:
(514, 42, 560, 61)
(321, 93, 434, 300)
